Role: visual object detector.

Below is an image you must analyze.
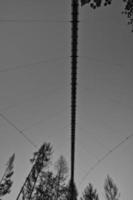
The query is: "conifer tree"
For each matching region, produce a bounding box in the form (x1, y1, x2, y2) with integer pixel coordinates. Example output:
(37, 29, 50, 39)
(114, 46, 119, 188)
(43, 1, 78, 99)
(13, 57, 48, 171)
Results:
(32, 155, 69, 200)
(33, 171, 56, 200)
(104, 175, 120, 200)
(21, 142, 53, 200)
(20, 143, 69, 200)
(0, 153, 15, 198)
(80, 183, 99, 200)
(54, 155, 68, 200)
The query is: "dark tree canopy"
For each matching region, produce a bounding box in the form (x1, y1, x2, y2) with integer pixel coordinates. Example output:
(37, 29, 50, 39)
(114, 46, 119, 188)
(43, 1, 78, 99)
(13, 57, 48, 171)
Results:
(104, 175, 120, 200)
(80, 183, 99, 200)
(19, 143, 70, 200)
(21, 143, 53, 200)
(81, 0, 133, 31)
(0, 154, 15, 198)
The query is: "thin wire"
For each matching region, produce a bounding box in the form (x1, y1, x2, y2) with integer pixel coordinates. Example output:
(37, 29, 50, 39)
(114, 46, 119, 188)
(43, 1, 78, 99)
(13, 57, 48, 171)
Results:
(21, 106, 68, 133)
(0, 19, 69, 23)
(79, 15, 126, 27)
(0, 56, 68, 73)
(79, 132, 133, 186)
(79, 55, 127, 68)
(0, 85, 69, 148)
(0, 85, 68, 125)
(0, 113, 37, 149)
(0, 85, 64, 112)
(79, 125, 110, 152)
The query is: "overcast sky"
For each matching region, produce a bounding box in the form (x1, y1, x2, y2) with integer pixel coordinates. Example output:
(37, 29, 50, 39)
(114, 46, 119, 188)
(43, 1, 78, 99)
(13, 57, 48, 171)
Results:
(0, 1, 133, 200)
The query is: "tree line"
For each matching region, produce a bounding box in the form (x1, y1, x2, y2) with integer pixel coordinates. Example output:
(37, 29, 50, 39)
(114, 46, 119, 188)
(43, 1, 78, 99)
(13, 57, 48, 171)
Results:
(0, 142, 120, 200)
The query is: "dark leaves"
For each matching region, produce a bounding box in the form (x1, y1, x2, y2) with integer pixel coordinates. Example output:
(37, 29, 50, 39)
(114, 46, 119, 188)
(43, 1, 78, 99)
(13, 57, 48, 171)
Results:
(0, 154, 15, 197)
(81, 0, 133, 31)
(80, 183, 99, 200)
(104, 175, 120, 200)
(122, 0, 133, 31)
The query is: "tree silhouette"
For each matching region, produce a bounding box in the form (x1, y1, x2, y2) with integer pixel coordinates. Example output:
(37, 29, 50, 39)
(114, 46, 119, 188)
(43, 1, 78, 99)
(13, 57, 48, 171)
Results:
(32, 155, 69, 200)
(54, 155, 68, 200)
(20, 142, 53, 200)
(19, 143, 70, 200)
(104, 175, 120, 200)
(32, 171, 56, 200)
(55, 156, 68, 182)
(80, 183, 99, 200)
(0, 154, 15, 199)
(81, 0, 133, 31)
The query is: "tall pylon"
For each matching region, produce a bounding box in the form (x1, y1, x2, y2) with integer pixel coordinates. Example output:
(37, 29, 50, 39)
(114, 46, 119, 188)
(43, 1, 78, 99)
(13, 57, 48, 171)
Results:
(70, 0, 79, 200)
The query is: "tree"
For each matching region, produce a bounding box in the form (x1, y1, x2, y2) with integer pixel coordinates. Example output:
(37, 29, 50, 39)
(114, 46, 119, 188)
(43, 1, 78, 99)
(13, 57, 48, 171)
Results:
(54, 156, 68, 182)
(80, 183, 99, 200)
(0, 153, 15, 199)
(104, 175, 120, 200)
(54, 155, 68, 200)
(33, 171, 57, 200)
(20, 144, 70, 200)
(19, 142, 53, 200)
(32, 155, 69, 200)
(81, 0, 133, 31)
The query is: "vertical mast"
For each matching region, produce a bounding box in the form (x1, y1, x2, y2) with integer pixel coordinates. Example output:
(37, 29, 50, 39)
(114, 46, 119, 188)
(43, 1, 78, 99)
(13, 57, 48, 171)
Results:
(70, 0, 79, 199)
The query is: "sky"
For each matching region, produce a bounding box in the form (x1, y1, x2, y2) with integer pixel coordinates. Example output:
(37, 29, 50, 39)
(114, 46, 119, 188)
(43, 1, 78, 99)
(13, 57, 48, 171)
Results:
(0, 0, 133, 200)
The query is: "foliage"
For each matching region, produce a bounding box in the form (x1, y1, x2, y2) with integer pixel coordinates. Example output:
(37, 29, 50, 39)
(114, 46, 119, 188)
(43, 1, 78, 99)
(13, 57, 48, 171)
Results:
(81, 0, 133, 31)
(54, 155, 69, 200)
(104, 175, 120, 200)
(122, 0, 133, 29)
(32, 171, 57, 200)
(80, 183, 99, 200)
(20, 143, 69, 200)
(22, 142, 53, 200)
(54, 155, 68, 186)
(33, 155, 69, 200)
(0, 154, 15, 198)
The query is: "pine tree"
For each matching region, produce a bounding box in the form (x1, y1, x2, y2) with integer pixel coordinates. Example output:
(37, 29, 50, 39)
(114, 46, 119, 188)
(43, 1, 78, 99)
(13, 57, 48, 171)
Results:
(80, 183, 99, 200)
(54, 155, 68, 200)
(32, 155, 69, 200)
(0, 153, 15, 198)
(33, 171, 56, 200)
(19, 143, 70, 200)
(20, 142, 53, 200)
(104, 175, 120, 200)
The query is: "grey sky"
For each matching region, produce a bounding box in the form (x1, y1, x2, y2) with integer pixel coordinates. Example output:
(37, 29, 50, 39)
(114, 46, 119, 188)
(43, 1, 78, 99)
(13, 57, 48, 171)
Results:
(0, 1, 133, 200)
